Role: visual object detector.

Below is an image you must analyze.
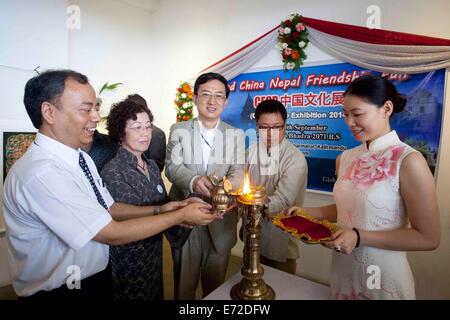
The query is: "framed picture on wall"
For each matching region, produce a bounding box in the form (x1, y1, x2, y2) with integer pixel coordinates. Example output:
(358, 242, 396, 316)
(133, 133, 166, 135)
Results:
(3, 132, 36, 181)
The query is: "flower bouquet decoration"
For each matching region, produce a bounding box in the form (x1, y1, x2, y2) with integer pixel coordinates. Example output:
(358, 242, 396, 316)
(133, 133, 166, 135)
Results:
(174, 82, 194, 122)
(278, 14, 309, 70)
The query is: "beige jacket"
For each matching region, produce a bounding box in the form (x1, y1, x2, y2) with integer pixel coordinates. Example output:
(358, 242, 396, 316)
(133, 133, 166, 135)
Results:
(247, 138, 308, 262)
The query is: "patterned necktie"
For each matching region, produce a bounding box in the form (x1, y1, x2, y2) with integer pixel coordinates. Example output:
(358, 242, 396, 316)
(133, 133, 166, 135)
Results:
(79, 153, 108, 210)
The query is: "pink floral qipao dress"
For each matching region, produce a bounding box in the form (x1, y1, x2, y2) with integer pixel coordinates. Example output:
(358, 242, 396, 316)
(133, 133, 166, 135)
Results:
(332, 130, 418, 300)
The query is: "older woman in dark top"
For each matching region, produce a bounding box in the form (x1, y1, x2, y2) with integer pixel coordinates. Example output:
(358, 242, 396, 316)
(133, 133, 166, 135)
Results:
(101, 99, 191, 299)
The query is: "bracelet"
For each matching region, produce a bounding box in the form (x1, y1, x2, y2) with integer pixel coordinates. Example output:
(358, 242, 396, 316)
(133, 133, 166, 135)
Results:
(352, 227, 360, 248)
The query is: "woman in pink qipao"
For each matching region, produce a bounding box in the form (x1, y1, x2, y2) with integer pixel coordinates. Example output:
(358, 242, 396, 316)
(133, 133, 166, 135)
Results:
(285, 75, 440, 299)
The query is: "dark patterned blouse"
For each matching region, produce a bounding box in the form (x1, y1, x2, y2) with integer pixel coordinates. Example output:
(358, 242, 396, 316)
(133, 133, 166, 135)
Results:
(101, 147, 168, 300)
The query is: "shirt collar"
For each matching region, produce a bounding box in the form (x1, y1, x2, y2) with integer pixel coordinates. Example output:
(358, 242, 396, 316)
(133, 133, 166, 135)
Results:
(116, 146, 147, 166)
(198, 118, 220, 133)
(34, 132, 81, 169)
(363, 130, 401, 152)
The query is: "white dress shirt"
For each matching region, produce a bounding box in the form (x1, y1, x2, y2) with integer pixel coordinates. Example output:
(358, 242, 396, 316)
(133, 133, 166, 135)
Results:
(199, 119, 219, 172)
(2, 133, 113, 297)
(189, 119, 220, 192)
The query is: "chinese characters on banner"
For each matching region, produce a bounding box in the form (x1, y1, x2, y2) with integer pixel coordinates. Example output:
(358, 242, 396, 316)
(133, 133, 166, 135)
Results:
(222, 62, 445, 192)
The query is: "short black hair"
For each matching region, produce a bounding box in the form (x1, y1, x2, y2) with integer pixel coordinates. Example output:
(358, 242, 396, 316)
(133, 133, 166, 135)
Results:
(255, 99, 287, 122)
(126, 94, 148, 107)
(194, 72, 230, 98)
(107, 99, 154, 143)
(23, 69, 89, 129)
(344, 75, 406, 114)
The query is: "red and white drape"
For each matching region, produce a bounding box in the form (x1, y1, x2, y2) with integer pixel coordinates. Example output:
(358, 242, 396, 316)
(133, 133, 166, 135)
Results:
(197, 26, 279, 81)
(198, 16, 450, 80)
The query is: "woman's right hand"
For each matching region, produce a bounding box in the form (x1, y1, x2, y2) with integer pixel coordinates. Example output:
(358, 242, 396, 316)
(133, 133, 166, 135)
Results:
(160, 201, 187, 213)
(182, 196, 207, 205)
(181, 202, 215, 226)
(280, 206, 301, 217)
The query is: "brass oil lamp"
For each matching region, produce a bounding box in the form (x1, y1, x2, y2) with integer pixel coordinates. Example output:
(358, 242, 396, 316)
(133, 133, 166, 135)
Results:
(209, 174, 235, 214)
(210, 173, 275, 300)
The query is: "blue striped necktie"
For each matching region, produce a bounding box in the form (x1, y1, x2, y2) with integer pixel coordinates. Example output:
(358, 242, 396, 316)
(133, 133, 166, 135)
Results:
(79, 153, 108, 210)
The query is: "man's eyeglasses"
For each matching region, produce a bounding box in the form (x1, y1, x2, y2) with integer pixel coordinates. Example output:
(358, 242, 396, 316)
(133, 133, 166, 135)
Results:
(257, 124, 285, 131)
(198, 92, 226, 102)
(127, 123, 153, 133)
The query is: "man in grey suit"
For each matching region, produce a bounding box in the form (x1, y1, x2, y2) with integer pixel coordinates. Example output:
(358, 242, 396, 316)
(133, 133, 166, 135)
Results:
(165, 72, 245, 299)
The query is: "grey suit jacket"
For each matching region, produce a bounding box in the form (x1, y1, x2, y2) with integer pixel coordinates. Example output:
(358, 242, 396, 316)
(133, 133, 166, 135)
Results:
(165, 118, 245, 255)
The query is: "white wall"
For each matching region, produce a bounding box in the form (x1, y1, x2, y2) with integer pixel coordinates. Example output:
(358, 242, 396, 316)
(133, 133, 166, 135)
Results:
(0, 0, 70, 286)
(68, 0, 159, 121)
(0, 0, 449, 298)
(0, 0, 69, 228)
(0, 0, 161, 286)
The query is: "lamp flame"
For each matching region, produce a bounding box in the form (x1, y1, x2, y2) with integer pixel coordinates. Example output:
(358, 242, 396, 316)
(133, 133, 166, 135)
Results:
(242, 172, 251, 195)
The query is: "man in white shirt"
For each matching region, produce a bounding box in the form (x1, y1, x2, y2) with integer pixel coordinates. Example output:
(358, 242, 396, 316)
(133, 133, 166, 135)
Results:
(165, 72, 245, 299)
(2, 70, 217, 300)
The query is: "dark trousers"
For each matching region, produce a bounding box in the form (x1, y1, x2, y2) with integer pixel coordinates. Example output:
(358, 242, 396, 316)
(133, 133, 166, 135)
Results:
(20, 264, 112, 301)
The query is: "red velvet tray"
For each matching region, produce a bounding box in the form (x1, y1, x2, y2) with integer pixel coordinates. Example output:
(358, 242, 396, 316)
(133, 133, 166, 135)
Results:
(272, 209, 336, 244)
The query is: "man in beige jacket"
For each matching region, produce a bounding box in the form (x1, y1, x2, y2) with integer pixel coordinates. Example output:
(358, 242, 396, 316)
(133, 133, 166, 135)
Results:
(247, 99, 308, 274)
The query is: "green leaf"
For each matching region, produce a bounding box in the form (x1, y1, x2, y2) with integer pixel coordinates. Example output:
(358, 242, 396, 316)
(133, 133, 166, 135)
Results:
(105, 82, 123, 90)
(98, 82, 123, 96)
(98, 82, 109, 95)
(97, 82, 124, 108)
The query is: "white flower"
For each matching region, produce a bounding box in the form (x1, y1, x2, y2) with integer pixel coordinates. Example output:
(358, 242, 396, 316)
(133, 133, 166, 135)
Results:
(282, 42, 288, 49)
(182, 102, 190, 109)
(181, 93, 187, 98)
(289, 14, 296, 20)
(286, 62, 295, 69)
(180, 109, 185, 114)
(284, 27, 291, 34)
(299, 41, 306, 48)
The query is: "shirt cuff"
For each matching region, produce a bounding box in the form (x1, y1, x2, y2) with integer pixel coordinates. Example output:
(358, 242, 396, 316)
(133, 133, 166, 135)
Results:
(189, 175, 200, 193)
